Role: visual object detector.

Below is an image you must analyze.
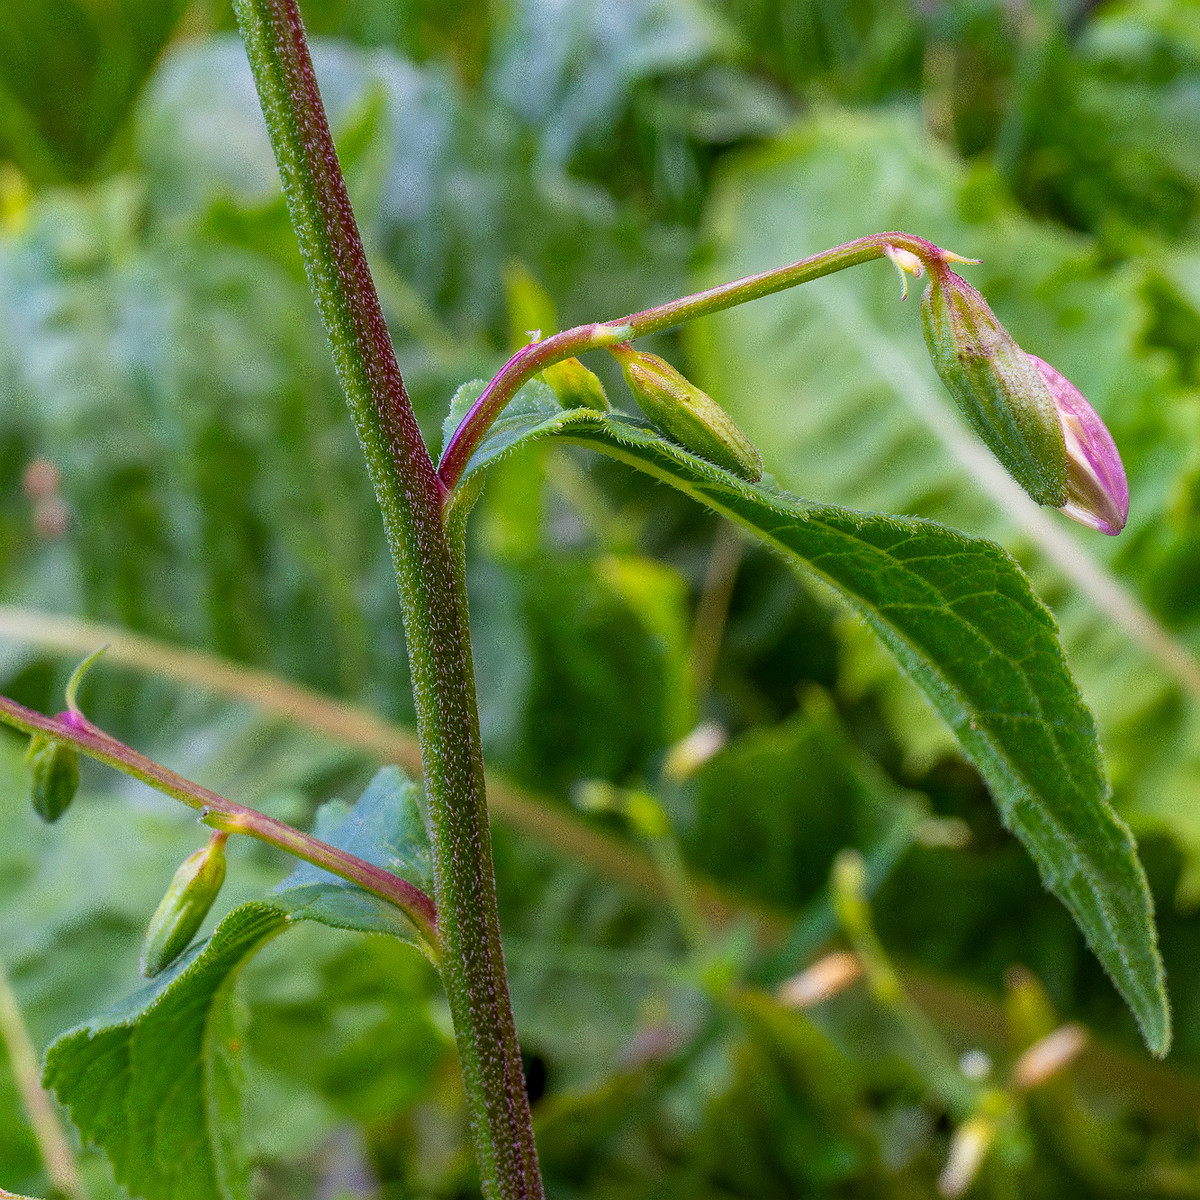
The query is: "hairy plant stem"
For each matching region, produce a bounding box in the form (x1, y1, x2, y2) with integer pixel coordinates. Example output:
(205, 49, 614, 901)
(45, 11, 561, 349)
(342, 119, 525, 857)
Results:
(438, 231, 947, 489)
(231, 0, 541, 1195)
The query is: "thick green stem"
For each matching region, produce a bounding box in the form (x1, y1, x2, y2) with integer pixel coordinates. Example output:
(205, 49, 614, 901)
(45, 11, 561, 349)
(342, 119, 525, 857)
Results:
(438, 232, 946, 489)
(231, 1, 541, 1195)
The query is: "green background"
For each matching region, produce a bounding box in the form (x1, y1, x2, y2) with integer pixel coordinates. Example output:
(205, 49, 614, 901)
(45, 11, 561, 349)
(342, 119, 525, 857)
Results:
(2, 0, 1200, 1196)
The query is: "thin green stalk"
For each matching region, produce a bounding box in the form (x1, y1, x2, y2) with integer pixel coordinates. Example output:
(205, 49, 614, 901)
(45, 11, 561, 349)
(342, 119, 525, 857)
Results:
(647, 833, 710, 959)
(230, 1, 540, 1195)
(832, 850, 978, 1118)
(689, 520, 743, 699)
(438, 232, 946, 489)
(0, 955, 86, 1200)
(0, 696, 437, 941)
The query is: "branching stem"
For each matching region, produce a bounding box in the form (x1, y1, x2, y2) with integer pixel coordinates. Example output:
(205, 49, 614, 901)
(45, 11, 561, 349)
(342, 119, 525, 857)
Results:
(0, 697, 437, 942)
(438, 232, 949, 490)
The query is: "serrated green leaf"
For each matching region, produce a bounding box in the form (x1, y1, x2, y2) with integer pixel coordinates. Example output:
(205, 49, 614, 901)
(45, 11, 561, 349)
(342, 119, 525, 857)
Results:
(42, 900, 286, 1200)
(682, 107, 1200, 901)
(448, 380, 1169, 1055)
(42, 768, 433, 1200)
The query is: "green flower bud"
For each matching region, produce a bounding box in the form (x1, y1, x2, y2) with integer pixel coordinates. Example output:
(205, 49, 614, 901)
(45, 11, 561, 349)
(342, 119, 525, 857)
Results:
(542, 356, 610, 411)
(610, 344, 763, 482)
(921, 268, 1067, 507)
(26, 735, 79, 823)
(141, 834, 228, 978)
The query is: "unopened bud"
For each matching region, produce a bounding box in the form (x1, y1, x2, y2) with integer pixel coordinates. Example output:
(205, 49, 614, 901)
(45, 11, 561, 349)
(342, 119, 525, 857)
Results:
(958, 1048, 993, 1081)
(543, 356, 610, 411)
(610, 345, 763, 482)
(26, 736, 79, 823)
(661, 721, 726, 783)
(21, 457, 60, 500)
(34, 496, 71, 539)
(1028, 356, 1128, 535)
(832, 847, 868, 901)
(1012, 1022, 1088, 1090)
(623, 790, 672, 842)
(141, 833, 228, 977)
(1003, 965, 1058, 1045)
(777, 951, 862, 1008)
(938, 1114, 996, 1198)
(921, 269, 1067, 508)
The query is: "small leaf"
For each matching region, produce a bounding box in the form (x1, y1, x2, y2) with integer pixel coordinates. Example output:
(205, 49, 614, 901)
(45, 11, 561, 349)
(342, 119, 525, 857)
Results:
(276, 765, 434, 939)
(63, 645, 109, 715)
(43, 768, 433, 1200)
(448, 380, 1170, 1055)
(441, 377, 562, 481)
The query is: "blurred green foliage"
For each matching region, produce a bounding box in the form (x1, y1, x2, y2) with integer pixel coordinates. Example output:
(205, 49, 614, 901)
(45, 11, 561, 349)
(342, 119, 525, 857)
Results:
(3, 0, 1200, 1196)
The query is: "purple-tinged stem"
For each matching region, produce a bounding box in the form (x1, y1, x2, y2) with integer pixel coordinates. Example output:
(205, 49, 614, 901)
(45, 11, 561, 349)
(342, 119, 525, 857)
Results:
(438, 232, 947, 491)
(232, 1, 541, 1194)
(0, 697, 437, 942)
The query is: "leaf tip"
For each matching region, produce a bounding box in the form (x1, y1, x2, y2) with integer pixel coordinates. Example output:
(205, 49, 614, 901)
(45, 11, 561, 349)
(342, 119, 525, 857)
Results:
(1141, 993, 1172, 1059)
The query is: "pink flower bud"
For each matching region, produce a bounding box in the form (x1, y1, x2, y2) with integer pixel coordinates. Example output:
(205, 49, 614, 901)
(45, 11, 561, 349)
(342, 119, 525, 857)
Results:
(1028, 356, 1128, 535)
(921, 268, 1068, 508)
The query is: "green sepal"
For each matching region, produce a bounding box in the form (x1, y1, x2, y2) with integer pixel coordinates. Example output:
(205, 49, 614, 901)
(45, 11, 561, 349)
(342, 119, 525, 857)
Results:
(25, 735, 79, 824)
(920, 270, 1067, 507)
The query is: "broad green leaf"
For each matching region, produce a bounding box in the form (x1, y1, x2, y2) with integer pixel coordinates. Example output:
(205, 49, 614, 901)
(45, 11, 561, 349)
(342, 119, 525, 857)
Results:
(444, 379, 1169, 1054)
(133, 33, 694, 337)
(42, 901, 287, 1200)
(596, 554, 697, 741)
(513, 553, 698, 787)
(687, 689, 922, 913)
(43, 767, 432, 1200)
(488, 0, 729, 168)
(0, 0, 191, 183)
